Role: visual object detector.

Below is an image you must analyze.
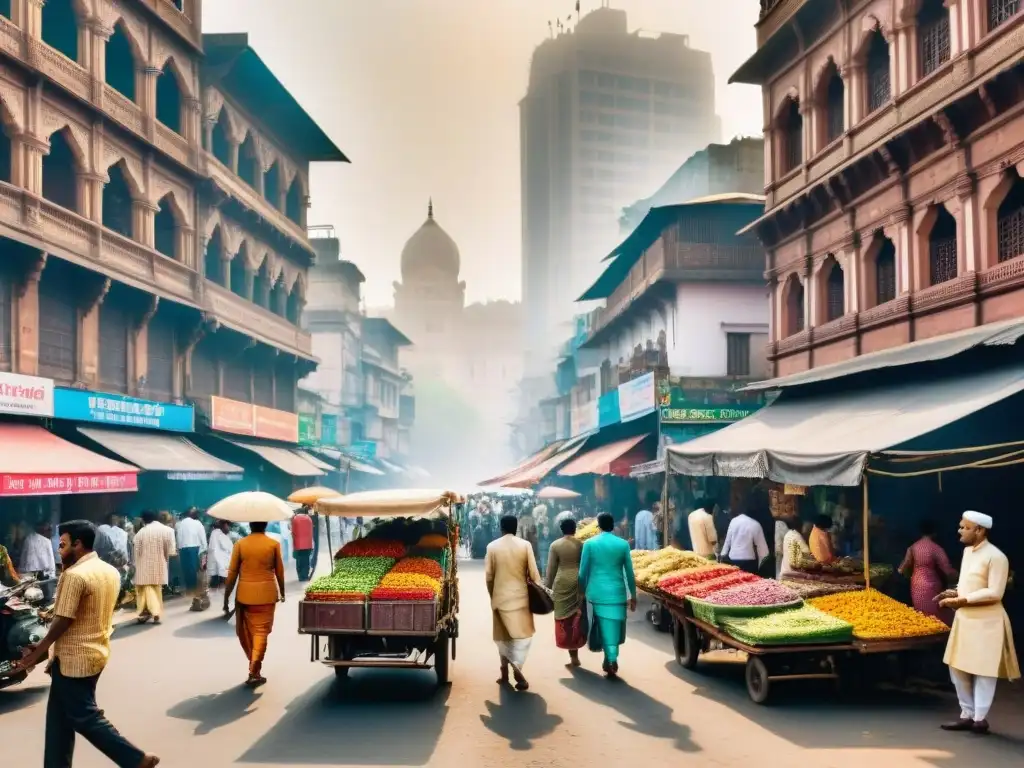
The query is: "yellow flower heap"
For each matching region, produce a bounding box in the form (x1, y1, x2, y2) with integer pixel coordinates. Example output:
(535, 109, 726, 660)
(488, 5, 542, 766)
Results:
(809, 589, 949, 640)
(634, 547, 710, 590)
(575, 519, 601, 541)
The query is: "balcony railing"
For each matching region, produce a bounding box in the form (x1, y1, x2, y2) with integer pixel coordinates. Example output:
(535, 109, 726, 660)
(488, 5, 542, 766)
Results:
(203, 282, 312, 357)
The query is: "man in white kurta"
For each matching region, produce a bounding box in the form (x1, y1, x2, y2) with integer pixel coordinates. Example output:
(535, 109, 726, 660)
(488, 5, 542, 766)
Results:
(132, 511, 177, 623)
(939, 511, 1020, 734)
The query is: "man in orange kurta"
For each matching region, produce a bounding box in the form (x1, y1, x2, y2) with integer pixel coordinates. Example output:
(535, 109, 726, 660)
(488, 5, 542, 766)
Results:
(223, 522, 286, 686)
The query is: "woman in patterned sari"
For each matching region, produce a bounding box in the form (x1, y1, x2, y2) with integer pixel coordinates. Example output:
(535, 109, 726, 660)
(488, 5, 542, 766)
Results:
(0, 544, 20, 587)
(545, 517, 586, 666)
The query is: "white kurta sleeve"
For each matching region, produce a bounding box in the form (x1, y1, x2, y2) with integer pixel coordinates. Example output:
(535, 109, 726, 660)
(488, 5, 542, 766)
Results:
(964, 550, 1009, 604)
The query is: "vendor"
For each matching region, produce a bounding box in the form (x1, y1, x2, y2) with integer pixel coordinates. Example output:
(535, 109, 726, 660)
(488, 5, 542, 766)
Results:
(939, 511, 1020, 735)
(809, 515, 835, 564)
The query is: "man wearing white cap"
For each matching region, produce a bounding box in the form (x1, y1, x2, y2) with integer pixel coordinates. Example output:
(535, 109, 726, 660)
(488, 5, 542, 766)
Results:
(938, 511, 1020, 734)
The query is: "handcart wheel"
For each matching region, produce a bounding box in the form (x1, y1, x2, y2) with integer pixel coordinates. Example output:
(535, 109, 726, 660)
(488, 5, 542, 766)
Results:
(451, 635, 457, 661)
(673, 617, 700, 670)
(334, 665, 349, 679)
(745, 656, 771, 705)
(433, 633, 451, 686)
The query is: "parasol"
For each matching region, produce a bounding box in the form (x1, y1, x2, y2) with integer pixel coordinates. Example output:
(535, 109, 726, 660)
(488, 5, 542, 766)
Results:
(208, 491, 294, 523)
(536, 486, 581, 500)
(288, 486, 343, 506)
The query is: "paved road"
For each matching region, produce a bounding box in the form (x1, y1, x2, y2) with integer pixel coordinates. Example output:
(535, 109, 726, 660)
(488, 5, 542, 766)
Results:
(2, 559, 1022, 767)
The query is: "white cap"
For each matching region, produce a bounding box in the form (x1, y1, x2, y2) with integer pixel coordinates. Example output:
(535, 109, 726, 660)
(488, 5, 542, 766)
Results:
(962, 510, 993, 529)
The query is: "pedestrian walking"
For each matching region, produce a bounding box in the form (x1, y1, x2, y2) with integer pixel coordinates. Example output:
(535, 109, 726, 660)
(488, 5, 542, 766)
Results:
(222, 521, 286, 687)
(719, 499, 769, 574)
(579, 512, 637, 678)
(290, 507, 314, 581)
(14, 520, 159, 768)
(545, 516, 586, 667)
(175, 508, 207, 599)
(939, 511, 1020, 735)
(207, 519, 233, 589)
(485, 514, 542, 691)
(132, 511, 176, 624)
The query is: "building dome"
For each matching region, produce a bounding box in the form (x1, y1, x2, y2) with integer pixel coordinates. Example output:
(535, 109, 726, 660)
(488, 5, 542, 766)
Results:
(400, 200, 461, 282)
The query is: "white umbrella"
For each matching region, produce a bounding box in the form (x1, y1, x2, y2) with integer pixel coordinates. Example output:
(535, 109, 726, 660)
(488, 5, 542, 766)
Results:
(208, 491, 295, 523)
(537, 486, 581, 500)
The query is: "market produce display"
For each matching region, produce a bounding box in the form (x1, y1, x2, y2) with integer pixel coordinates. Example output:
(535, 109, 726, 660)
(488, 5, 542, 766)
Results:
(389, 556, 444, 581)
(304, 556, 397, 599)
(339, 538, 407, 558)
(370, 586, 438, 601)
(575, 519, 600, 541)
(634, 548, 712, 589)
(658, 565, 736, 591)
(721, 605, 855, 646)
(779, 579, 862, 599)
(809, 589, 949, 640)
(378, 571, 442, 596)
(704, 579, 800, 607)
(630, 550, 659, 570)
(683, 572, 761, 600)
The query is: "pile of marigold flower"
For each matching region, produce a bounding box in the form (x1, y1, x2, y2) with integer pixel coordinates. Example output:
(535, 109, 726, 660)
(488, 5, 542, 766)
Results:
(809, 589, 949, 640)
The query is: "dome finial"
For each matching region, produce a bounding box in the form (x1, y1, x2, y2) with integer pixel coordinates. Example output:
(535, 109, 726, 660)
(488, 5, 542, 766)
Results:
(428, 198, 434, 219)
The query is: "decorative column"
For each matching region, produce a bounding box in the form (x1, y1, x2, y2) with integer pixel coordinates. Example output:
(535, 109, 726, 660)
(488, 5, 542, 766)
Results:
(77, 171, 104, 222)
(893, 20, 915, 97)
(803, 258, 816, 330)
(131, 199, 158, 247)
(14, 251, 47, 375)
(12, 133, 47, 194)
(132, 297, 159, 397)
(86, 20, 112, 107)
(79, 276, 112, 389)
(896, 216, 913, 295)
(19, 0, 44, 40)
(141, 66, 160, 141)
(957, 174, 979, 273)
(800, 100, 813, 170)
(183, 96, 202, 147)
(177, 225, 195, 268)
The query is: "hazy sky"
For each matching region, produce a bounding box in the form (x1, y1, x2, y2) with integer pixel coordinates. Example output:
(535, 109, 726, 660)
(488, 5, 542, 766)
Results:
(205, 1, 763, 308)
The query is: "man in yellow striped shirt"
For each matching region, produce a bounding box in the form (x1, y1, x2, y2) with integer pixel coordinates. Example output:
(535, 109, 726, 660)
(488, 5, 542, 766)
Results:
(15, 520, 159, 768)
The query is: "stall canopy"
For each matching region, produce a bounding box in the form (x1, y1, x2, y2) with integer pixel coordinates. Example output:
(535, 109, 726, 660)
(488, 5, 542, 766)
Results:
(501, 438, 589, 488)
(667, 363, 1024, 487)
(294, 450, 335, 473)
(558, 434, 650, 477)
(317, 489, 464, 518)
(78, 427, 243, 480)
(313, 447, 385, 476)
(476, 440, 568, 487)
(0, 424, 139, 496)
(223, 439, 325, 477)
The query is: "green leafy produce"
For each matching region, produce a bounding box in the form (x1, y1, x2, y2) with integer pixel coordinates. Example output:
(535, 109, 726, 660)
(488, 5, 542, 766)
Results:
(721, 605, 854, 646)
(305, 556, 396, 597)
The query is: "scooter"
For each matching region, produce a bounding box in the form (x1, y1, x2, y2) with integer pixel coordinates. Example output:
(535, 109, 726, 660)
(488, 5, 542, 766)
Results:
(0, 579, 50, 691)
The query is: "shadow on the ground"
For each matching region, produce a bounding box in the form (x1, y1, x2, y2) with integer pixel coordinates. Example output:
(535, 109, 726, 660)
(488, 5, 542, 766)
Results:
(561, 666, 700, 753)
(238, 670, 450, 765)
(172, 614, 238, 640)
(0, 683, 47, 714)
(166, 685, 263, 735)
(479, 684, 563, 751)
(662, 659, 1024, 768)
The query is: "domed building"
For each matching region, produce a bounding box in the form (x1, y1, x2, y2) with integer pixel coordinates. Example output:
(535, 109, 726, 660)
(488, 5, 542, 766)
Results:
(377, 201, 525, 483)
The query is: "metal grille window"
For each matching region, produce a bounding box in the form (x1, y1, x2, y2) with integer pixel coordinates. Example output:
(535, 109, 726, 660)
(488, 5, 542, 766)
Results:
(826, 265, 845, 321)
(0, 271, 10, 370)
(919, 0, 951, 77)
(875, 241, 897, 304)
(866, 33, 891, 113)
(929, 209, 959, 285)
(254, 364, 274, 407)
(146, 311, 175, 401)
(98, 300, 130, 393)
(223, 356, 250, 402)
(781, 100, 802, 173)
(726, 333, 751, 376)
(190, 338, 218, 398)
(38, 272, 77, 384)
(275, 365, 295, 412)
(997, 180, 1024, 263)
(990, 0, 1021, 30)
(825, 73, 845, 144)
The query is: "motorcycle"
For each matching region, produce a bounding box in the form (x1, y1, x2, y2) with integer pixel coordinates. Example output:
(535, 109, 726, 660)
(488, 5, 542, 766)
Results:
(0, 579, 51, 691)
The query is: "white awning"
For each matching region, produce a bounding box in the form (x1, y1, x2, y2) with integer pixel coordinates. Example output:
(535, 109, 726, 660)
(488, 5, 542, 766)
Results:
(225, 440, 325, 477)
(667, 363, 1024, 487)
(78, 427, 242, 478)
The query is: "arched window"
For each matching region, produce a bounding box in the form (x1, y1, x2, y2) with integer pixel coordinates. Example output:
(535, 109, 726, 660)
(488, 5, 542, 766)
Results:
(269, 275, 286, 316)
(928, 207, 958, 285)
(990, 0, 1022, 31)
(825, 262, 845, 321)
(105, 22, 138, 102)
(42, 129, 80, 212)
(0, 113, 11, 184)
(285, 177, 303, 225)
(875, 239, 897, 304)
(211, 108, 232, 167)
(823, 65, 845, 146)
(154, 194, 179, 260)
(779, 98, 802, 174)
(253, 258, 271, 308)
(155, 63, 183, 133)
(919, 0, 951, 77)
(41, 0, 78, 62)
(238, 132, 260, 190)
(866, 30, 891, 113)
(263, 161, 281, 208)
(785, 275, 805, 336)
(286, 281, 302, 325)
(230, 244, 249, 300)
(102, 163, 134, 238)
(997, 175, 1024, 263)
(205, 227, 226, 286)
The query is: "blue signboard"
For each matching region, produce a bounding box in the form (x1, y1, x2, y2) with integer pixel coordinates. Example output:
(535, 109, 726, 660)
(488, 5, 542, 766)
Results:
(597, 390, 621, 429)
(351, 439, 377, 460)
(53, 388, 195, 433)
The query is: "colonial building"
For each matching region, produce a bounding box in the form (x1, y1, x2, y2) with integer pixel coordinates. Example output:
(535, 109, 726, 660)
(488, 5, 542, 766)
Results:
(0, 3, 345, 424)
(738, 0, 1024, 377)
(361, 317, 411, 461)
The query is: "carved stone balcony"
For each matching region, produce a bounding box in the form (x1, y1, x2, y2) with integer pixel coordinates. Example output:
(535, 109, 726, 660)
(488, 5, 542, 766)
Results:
(203, 282, 313, 358)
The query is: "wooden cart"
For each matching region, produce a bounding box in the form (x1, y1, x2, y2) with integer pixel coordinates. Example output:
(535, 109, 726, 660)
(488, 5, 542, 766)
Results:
(664, 596, 948, 704)
(299, 489, 463, 687)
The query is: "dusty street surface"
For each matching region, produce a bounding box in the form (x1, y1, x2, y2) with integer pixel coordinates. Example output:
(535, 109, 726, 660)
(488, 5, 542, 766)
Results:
(2, 559, 1022, 767)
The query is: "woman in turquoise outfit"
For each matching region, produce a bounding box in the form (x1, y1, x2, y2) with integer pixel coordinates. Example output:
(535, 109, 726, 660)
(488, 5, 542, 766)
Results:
(579, 512, 637, 677)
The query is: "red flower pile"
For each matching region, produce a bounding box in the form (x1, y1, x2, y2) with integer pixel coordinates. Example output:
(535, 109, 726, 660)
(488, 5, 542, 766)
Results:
(370, 586, 437, 601)
(658, 566, 735, 591)
(389, 557, 443, 580)
(684, 573, 762, 600)
(340, 539, 406, 558)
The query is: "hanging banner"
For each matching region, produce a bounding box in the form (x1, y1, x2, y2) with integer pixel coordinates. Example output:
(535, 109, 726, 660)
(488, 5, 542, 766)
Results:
(210, 396, 299, 443)
(570, 400, 598, 438)
(54, 389, 194, 433)
(618, 372, 656, 422)
(0, 372, 54, 417)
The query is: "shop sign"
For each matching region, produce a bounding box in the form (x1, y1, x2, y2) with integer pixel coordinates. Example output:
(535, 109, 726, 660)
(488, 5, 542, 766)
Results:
(321, 414, 338, 446)
(570, 400, 598, 438)
(298, 413, 317, 445)
(629, 459, 665, 478)
(351, 439, 377, 460)
(0, 372, 54, 417)
(659, 402, 761, 424)
(1, 472, 138, 496)
(210, 396, 299, 443)
(53, 389, 194, 432)
(166, 472, 243, 482)
(618, 372, 656, 422)
(597, 390, 620, 429)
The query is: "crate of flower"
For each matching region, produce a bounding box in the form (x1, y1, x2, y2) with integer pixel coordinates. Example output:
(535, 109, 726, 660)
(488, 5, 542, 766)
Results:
(720, 605, 854, 646)
(368, 598, 438, 633)
(687, 580, 803, 625)
(299, 599, 366, 633)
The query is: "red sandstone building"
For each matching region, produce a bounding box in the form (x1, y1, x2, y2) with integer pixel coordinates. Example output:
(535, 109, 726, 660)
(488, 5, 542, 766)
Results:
(735, 0, 1024, 377)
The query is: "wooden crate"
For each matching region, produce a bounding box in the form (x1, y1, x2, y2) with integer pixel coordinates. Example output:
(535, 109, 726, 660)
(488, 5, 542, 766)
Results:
(298, 600, 365, 632)
(369, 600, 437, 633)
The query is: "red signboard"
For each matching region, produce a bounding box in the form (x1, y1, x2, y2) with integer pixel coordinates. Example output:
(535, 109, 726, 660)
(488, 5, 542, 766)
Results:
(0, 473, 139, 496)
(210, 396, 298, 444)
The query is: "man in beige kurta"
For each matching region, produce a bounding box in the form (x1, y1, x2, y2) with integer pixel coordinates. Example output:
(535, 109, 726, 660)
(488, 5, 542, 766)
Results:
(939, 511, 1020, 734)
(132, 510, 176, 623)
(485, 514, 542, 690)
